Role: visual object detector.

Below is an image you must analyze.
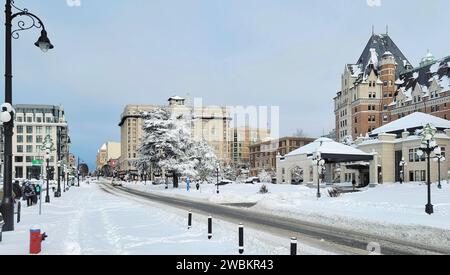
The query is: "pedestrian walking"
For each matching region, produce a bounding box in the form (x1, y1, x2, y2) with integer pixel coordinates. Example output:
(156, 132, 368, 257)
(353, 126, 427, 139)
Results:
(23, 182, 35, 207)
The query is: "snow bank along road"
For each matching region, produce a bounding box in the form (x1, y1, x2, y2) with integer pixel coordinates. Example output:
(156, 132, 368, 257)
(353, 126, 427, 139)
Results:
(100, 182, 450, 255)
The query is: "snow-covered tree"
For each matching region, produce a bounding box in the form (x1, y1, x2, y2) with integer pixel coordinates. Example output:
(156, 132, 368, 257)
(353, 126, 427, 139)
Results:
(258, 170, 273, 183)
(190, 139, 218, 183)
(222, 165, 237, 181)
(137, 107, 218, 188)
(342, 135, 354, 146)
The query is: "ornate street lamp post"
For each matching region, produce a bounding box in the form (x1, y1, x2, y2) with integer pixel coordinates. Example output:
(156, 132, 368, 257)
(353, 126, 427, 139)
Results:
(434, 147, 445, 190)
(1, 0, 54, 231)
(312, 151, 325, 199)
(399, 158, 407, 184)
(42, 135, 55, 204)
(56, 161, 61, 197)
(216, 164, 220, 194)
(417, 123, 438, 215)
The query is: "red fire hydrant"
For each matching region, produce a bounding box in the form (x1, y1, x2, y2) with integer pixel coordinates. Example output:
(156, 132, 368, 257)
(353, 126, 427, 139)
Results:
(30, 228, 48, 255)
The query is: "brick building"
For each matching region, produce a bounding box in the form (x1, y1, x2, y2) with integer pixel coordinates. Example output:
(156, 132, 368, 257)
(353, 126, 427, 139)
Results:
(334, 31, 450, 142)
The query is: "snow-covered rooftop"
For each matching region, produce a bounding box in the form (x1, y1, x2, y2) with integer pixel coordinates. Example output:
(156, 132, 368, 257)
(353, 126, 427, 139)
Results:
(168, 96, 185, 101)
(286, 138, 371, 157)
(371, 112, 450, 135)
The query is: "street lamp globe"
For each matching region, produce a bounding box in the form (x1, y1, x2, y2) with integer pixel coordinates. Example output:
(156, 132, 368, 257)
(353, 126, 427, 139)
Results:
(34, 30, 54, 53)
(416, 149, 424, 158)
(434, 147, 442, 156)
(0, 111, 12, 123)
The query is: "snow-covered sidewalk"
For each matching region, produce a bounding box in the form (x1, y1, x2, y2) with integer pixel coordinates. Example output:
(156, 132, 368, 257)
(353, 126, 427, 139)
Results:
(0, 182, 329, 255)
(120, 181, 450, 250)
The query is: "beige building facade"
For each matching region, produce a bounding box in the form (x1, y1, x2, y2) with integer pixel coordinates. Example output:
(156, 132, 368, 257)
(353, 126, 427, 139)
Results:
(96, 142, 121, 171)
(2, 104, 70, 180)
(277, 113, 450, 186)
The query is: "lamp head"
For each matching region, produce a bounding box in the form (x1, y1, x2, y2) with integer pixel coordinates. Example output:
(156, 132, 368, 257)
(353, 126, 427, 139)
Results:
(417, 149, 424, 158)
(434, 147, 442, 156)
(35, 30, 54, 53)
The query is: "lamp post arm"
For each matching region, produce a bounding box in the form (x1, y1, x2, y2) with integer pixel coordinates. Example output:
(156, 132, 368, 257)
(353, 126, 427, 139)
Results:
(10, 10, 47, 39)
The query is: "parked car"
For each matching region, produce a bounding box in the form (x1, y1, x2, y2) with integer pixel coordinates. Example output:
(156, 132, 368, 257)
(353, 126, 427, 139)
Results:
(245, 177, 260, 184)
(217, 179, 234, 186)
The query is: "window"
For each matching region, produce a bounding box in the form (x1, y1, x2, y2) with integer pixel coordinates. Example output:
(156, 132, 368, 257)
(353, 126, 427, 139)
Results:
(17, 126, 23, 134)
(409, 149, 415, 162)
(36, 136, 43, 143)
(36, 117, 42, 123)
(26, 126, 33, 134)
(26, 135, 33, 143)
(36, 126, 43, 134)
(383, 115, 388, 122)
(15, 156, 23, 163)
(17, 145, 23, 153)
(26, 156, 34, 163)
(46, 117, 52, 123)
(26, 145, 33, 153)
(384, 104, 388, 111)
(27, 117, 32, 123)
(17, 116, 23, 123)
(46, 127, 51, 135)
(17, 135, 23, 143)
(384, 81, 388, 87)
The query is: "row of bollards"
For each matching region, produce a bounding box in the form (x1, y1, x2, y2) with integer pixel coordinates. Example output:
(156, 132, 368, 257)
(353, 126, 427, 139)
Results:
(187, 211, 298, 255)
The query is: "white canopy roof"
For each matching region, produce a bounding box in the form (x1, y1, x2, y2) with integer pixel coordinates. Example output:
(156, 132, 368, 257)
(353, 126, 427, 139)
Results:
(371, 112, 450, 135)
(286, 138, 371, 158)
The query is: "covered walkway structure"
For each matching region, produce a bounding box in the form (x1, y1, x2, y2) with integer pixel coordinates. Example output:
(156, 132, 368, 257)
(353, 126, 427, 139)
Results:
(276, 138, 377, 186)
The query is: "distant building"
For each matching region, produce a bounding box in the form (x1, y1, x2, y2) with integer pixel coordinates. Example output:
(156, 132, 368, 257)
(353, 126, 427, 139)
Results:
(96, 142, 121, 171)
(249, 137, 316, 177)
(334, 31, 450, 142)
(229, 127, 270, 168)
(0, 104, 70, 179)
(118, 105, 159, 176)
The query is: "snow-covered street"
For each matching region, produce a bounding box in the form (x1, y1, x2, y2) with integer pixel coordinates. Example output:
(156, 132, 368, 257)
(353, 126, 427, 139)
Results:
(0, 182, 330, 255)
(120, 181, 450, 251)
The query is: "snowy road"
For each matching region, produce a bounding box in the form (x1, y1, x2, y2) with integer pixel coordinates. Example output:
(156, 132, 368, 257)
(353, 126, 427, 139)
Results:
(0, 182, 330, 255)
(105, 183, 450, 255)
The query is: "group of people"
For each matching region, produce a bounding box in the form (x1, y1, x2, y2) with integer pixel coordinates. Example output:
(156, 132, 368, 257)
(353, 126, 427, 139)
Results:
(12, 180, 41, 207)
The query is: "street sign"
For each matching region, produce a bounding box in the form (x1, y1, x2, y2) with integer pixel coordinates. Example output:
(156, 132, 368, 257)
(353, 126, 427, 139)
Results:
(32, 160, 44, 166)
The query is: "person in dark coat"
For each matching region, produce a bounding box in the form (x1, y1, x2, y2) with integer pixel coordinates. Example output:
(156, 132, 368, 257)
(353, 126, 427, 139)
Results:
(23, 182, 35, 207)
(13, 180, 23, 201)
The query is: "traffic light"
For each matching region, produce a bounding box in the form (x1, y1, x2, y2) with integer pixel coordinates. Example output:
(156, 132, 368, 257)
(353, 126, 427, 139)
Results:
(35, 185, 41, 195)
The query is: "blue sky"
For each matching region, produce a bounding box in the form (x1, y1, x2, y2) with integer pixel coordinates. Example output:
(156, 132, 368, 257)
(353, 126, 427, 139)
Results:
(1, 0, 449, 170)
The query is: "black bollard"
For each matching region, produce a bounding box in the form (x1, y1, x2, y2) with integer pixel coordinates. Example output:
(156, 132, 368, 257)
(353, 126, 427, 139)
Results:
(238, 224, 244, 254)
(208, 216, 213, 240)
(290, 237, 297, 255)
(17, 201, 21, 224)
(188, 211, 192, 229)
